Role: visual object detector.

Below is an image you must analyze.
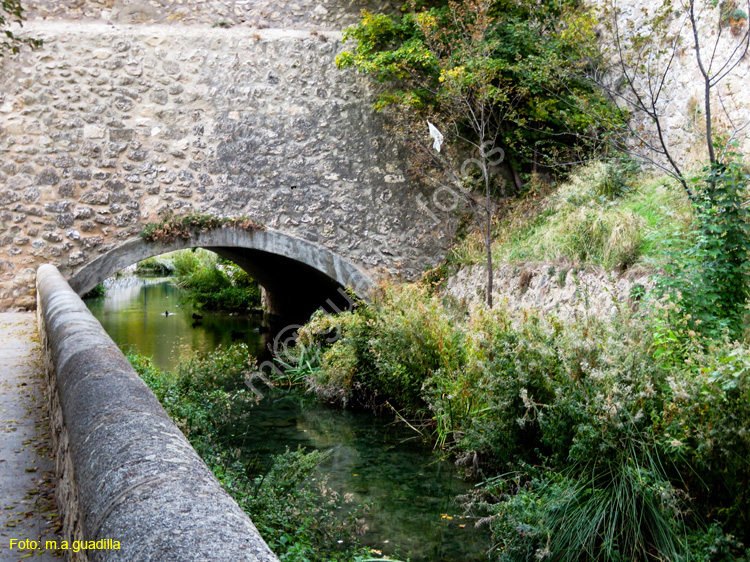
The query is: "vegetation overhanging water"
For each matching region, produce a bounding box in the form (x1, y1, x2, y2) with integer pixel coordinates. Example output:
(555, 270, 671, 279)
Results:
(85, 276, 489, 562)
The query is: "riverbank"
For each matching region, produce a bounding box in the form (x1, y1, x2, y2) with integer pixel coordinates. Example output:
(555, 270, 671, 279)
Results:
(295, 277, 750, 561)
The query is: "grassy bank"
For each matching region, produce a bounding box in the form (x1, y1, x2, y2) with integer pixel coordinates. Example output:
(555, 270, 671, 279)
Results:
(293, 282, 750, 561)
(448, 163, 693, 272)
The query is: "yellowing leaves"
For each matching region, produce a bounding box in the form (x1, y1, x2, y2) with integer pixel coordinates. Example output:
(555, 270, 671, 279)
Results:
(439, 66, 467, 84)
(416, 12, 438, 30)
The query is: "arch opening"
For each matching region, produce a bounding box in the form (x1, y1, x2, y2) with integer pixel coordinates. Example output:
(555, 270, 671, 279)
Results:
(68, 228, 374, 324)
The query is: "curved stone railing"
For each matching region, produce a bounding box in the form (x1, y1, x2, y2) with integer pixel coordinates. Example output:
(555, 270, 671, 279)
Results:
(36, 264, 279, 562)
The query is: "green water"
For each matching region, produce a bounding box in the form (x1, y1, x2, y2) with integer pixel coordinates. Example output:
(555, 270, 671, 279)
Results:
(85, 276, 266, 371)
(85, 277, 488, 562)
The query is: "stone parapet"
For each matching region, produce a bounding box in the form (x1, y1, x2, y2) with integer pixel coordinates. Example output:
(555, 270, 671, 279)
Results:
(36, 263, 279, 562)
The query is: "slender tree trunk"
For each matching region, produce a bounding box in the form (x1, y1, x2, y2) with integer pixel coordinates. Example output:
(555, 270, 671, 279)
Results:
(486, 236, 493, 308)
(510, 163, 524, 193)
(486, 176, 493, 309)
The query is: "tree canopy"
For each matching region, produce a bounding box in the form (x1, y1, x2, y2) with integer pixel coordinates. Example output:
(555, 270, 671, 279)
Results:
(336, 0, 622, 184)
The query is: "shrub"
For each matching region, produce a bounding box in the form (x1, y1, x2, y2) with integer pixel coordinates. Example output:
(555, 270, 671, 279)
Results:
(82, 283, 106, 299)
(175, 252, 262, 312)
(295, 278, 750, 559)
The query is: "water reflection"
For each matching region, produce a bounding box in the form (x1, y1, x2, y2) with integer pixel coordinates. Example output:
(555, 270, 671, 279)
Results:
(237, 390, 488, 562)
(85, 276, 264, 371)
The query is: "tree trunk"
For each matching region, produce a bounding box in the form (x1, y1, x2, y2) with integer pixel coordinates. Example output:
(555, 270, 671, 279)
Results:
(510, 163, 524, 192)
(486, 181, 493, 309)
(486, 237, 493, 308)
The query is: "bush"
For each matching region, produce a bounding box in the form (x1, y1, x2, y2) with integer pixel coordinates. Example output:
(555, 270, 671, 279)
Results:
(656, 161, 750, 340)
(301, 284, 464, 411)
(296, 278, 750, 560)
(82, 283, 106, 299)
(175, 251, 262, 312)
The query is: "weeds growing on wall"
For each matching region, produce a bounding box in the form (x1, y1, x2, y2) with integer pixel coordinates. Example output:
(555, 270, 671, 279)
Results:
(0, 0, 41, 55)
(140, 213, 264, 243)
(128, 346, 371, 562)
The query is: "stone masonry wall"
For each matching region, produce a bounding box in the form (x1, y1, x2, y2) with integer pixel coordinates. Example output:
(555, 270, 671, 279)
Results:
(593, 0, 750, 168)
(444, 262, 654, 322)
(0, 19, 450, 311)
(21, 0, 400, 30)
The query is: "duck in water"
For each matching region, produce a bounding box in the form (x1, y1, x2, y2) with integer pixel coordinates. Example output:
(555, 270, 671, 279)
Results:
(163, 310, 171, 317)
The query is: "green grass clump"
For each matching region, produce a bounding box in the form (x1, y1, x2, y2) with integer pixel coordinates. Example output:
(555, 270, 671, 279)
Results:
(450, 163, 693, 270)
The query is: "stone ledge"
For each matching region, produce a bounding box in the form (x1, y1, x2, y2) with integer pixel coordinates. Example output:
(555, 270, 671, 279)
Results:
(36, 263, 278, 562)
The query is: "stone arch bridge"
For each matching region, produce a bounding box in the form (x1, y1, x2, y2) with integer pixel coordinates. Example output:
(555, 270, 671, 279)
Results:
(0, 2, 452, 314)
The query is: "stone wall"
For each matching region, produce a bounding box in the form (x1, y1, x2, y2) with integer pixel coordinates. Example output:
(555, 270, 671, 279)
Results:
(444, 262, 654, 322)
(592, 0, 750, 168)
(21, 0, 399, 30)
(0, 19, 449, 311)
(37, 263, 279, 562)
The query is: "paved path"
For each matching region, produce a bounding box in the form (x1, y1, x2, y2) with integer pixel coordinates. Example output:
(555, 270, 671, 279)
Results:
(0, 313, 62, 561)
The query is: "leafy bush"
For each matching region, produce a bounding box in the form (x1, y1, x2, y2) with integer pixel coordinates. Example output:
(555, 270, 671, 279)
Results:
(296, 278, 750, 560)
(82, 283, 106, 299)
(174, 251, 262, 312)
(301, 284, 464, 411)
(655, 160, 750, 340)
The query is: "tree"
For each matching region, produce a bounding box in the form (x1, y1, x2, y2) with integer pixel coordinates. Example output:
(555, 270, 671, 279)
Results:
(584, 0, 749, 198)
(337, 0, 619, 307)
(1, 0, 41, 56)
(585, 0, 750, 337)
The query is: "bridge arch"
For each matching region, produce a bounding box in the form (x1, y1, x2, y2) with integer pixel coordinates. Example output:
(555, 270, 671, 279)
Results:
(68, 227, 375, 321)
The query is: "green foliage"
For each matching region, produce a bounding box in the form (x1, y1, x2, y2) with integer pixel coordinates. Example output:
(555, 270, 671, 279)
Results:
(655, 160, 750, 340)
(128, 347, 370, 562)
(0, 0, 41, 55)
(140, 212, 263, 243)
(336, 0, 621, 172)
(82, 283, 106, 299)
(296, 278, 750, 560)
(135, 256, 176, 276)
(300, 284, 465, 411)
(236, 447, 370, 561)
(596, 157, 640, 199)
(173, 250, 262, 312)
(446, 166, 692, 270)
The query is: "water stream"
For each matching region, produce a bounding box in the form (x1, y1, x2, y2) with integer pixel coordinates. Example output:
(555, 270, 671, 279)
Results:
(85, 276, 488, 562)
